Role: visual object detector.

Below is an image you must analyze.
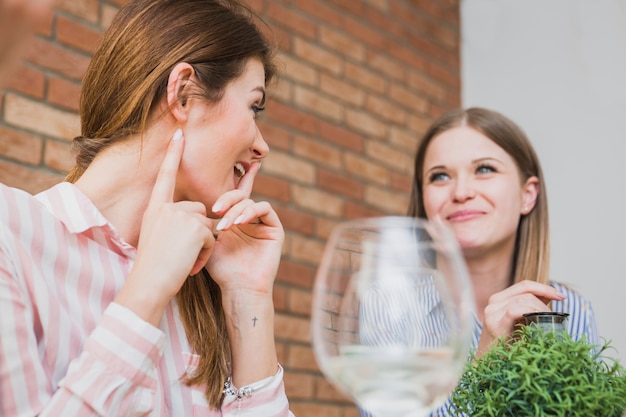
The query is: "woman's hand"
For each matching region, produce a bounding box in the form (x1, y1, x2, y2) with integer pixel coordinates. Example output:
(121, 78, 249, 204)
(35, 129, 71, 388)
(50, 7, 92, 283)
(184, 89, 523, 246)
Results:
(115, 130, 216, 325)
(206, 161, 284, 297)
(476, 280, 566, 357)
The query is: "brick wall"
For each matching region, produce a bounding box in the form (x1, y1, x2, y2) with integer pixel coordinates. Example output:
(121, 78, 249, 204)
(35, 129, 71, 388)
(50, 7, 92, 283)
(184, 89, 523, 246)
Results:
(0, 0, 460, 415)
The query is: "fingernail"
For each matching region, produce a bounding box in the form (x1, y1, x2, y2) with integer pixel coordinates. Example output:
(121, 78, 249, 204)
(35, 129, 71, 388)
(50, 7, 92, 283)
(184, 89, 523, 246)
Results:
(173, 129, 183, 142)
(234, 215, 245, 225)
(556, 291, 567, 299)
(216, 218, 228, 231)
(212, 202, 223, 213)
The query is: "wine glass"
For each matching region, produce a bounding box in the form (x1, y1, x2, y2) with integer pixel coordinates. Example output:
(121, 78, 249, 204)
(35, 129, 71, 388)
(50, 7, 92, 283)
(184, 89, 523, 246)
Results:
(311, 216, 475, 417)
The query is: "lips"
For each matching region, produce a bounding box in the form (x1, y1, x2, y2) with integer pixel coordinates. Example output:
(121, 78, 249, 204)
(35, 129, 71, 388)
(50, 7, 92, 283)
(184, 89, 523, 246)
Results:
(446, 209, 484, 222)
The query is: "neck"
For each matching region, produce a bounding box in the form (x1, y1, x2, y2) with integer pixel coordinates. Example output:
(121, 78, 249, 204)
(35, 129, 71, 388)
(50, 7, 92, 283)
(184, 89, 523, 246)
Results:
(73, 124, 172, 248)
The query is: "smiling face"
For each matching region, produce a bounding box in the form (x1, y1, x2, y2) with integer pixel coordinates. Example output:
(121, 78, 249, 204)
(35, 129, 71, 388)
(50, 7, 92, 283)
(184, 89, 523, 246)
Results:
(175, 58, 268, 212)
(421, 126, 538, 258)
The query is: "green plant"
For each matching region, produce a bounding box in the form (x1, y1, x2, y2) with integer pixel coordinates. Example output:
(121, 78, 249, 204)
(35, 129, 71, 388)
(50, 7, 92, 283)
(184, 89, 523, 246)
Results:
(451, 325, 626, 417)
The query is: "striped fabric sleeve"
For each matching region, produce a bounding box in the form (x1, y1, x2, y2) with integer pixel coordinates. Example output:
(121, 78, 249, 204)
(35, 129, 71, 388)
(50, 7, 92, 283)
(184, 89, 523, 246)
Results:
(0, 240, 166, 417)
(53, 303, 166, 415)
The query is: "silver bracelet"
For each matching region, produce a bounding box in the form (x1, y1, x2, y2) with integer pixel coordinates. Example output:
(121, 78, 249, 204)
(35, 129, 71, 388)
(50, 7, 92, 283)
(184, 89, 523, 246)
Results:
(222, 373, 275, 400)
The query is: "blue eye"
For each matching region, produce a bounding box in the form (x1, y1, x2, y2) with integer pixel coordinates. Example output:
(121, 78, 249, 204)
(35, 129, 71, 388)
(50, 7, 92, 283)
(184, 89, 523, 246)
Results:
(428, 172, 449, 183)
(476, 164, 496, 174)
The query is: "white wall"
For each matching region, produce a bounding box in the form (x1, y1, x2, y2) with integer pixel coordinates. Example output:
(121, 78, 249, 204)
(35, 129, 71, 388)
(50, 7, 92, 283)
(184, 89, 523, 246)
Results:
(461, 0, 626, 363)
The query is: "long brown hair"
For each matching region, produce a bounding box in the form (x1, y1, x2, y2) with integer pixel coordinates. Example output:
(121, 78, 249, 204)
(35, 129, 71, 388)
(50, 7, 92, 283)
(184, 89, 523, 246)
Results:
(408, 107, 549, 285)
(65, 0, 277, 408)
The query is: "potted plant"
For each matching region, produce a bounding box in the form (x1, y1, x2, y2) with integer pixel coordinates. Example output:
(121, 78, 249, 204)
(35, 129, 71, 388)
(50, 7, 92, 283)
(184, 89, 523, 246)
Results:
(451, 320, 626, 416)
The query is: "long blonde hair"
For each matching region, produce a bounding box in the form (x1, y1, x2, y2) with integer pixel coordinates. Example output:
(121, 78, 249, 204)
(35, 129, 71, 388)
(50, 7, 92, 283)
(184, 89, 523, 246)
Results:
(408, 107, 550, 285)
(65, 0, 277, 407)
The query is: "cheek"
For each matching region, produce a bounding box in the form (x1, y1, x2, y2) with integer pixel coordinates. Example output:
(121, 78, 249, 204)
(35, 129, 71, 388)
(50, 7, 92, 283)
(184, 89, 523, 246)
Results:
(422, 187, 445, 218)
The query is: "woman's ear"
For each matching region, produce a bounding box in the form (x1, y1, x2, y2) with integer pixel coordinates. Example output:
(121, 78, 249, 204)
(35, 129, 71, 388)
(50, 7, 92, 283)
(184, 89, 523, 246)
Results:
(521, 176, 539, 214)
(166, 62, 195, 123)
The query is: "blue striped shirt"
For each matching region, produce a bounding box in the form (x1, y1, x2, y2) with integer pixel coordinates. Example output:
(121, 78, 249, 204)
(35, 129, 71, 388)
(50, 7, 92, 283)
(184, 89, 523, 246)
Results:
(359, 281, 599, 417)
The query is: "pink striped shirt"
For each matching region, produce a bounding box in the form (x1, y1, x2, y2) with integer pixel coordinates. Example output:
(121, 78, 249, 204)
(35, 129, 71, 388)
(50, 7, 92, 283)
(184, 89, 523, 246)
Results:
(0, 182, 292, 416)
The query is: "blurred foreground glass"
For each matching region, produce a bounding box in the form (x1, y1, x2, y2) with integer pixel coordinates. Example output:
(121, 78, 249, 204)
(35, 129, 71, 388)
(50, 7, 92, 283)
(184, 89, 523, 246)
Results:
(311, 216, 475, 417)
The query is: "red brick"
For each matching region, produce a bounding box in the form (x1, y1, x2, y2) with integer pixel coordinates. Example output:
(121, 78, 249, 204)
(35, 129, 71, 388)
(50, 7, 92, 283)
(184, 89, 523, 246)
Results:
(4, 64, 45, 99)
(342, 15, 386, 50)
(57, 0, 99, 24)
(56, 15, 103, 54)
(26, 38, 91, 81)
(286, 287, 312, 316)
(290, 403, 342, 417)
(293, 134, 342, 169)
(317, 168, 363, 200)
(275, 313, 310, 343)
(0, 160, 62, 194)
(318, 120, 363, 152)
(262, 150, 316, 185)
(253, 174, 290, 202)
(319, 26, 366, 62)
(43, 139, 74, 173)
(275, 205, 315, 236)
(365, 185, 410, 214)
(391, 171, 414, 194)
(258, 120, 291, 151)
(319, 74, 366, 107)
(267, 100, 319, 136)
(365, 94, 406, 125)
(345, 108, 387, 139)
(315, 376, 351, 402)
(284, 371, 315, 400)
(276, 259, 316, 288)
(277, 52, 319, 87)
(4, 94, 80, 141)
(344, 201, 385, 220)
(273, 284, 288, 312)
(289, 0, 343, 28)
(326, 0, 366, 18)
(101, 4, 121, 28)
(293, 38, 343, 75)
(0, 126, 43, 165)
(267, 3, 317, 39)
(287, 344, 317, 371)
(369, 51, 407, 83)
(294, 86, 343, 123)
(48, 77, 81, 111)
(292, 185, 343, 218)
(344, 62, 387, 95)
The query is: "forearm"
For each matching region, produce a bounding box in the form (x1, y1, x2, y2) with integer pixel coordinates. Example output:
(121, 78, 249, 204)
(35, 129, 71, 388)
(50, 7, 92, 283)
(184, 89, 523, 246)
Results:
(222, 290, 278, 387)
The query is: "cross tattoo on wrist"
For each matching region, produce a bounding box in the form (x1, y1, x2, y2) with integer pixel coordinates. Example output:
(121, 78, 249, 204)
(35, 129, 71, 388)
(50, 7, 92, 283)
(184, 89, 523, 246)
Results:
(252, 316, 258, 327)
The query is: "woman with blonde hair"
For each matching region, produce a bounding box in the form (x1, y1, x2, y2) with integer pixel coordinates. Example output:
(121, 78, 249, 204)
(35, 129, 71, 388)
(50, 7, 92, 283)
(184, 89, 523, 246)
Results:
(360, 107, 598, 417)
(0, 0, 293, 415)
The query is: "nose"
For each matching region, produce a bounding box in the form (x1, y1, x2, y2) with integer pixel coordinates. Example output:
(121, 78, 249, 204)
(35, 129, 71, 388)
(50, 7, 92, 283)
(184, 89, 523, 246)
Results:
(251, 125, 269, 160)
(452, 175, 476, 203)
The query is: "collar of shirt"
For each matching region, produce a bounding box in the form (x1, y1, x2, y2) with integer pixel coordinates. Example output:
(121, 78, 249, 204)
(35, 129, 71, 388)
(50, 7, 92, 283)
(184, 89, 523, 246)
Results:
(35, 182, 136, 259)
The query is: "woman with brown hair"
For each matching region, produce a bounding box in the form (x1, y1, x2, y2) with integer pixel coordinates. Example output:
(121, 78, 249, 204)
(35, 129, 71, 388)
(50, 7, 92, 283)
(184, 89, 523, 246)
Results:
(0, 0, 293, 415)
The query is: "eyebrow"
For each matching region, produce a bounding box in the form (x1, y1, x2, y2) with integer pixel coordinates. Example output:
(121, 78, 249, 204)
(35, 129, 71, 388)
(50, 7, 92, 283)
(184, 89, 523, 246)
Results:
(424, 157, 504, 173)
